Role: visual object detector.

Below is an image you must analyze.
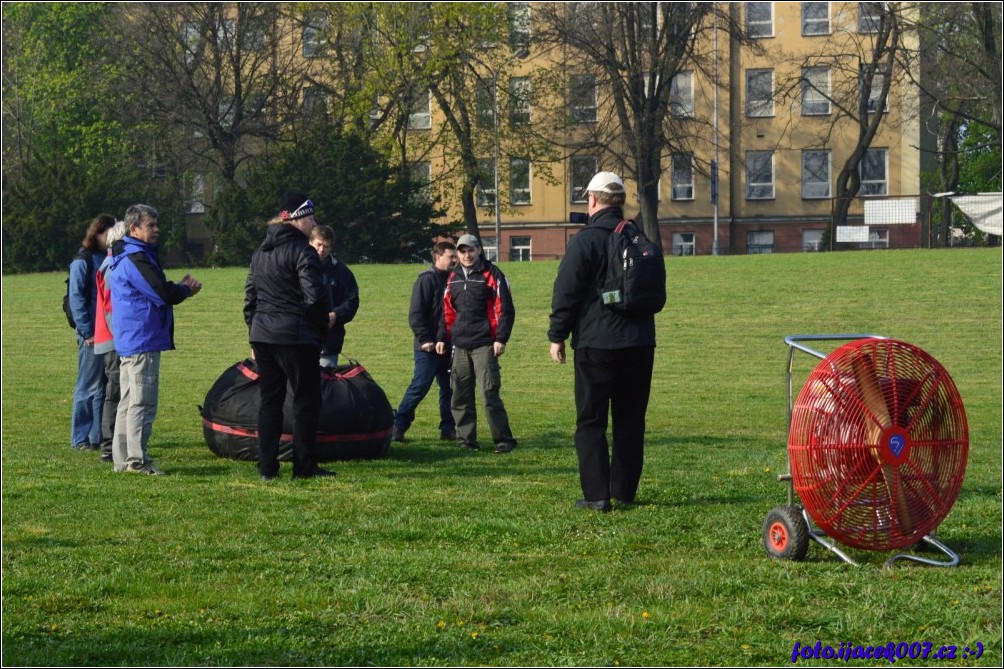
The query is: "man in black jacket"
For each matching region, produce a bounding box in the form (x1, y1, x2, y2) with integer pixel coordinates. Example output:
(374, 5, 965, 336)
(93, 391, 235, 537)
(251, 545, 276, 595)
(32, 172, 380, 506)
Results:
(392, 241, 458, 442)
(548, 172, 656, 512)
(309, 224, 359, 367)
(244, 193, 336, 481)
(435, 234, 517, 453)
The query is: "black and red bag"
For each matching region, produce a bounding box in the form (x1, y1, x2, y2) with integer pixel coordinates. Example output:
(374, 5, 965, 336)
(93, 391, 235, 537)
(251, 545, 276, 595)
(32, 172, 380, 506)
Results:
(199, 359, 393, 461)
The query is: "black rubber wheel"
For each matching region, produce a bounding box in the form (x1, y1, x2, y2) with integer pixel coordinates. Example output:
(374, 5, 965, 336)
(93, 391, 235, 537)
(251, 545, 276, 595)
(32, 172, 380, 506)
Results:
(762, 505, 810, 561)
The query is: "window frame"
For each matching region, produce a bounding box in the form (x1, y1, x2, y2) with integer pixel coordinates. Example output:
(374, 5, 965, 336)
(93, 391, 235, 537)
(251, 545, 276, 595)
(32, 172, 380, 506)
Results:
(509, 235, 532, 262)
(858, 2, 885, 34)
(745, 150, 775, 200)
(570, 155, 598, 203)
(407, 90, 432, 130)
(801, 150, 831, 199)
(672, 232, 696, 256)
(670, 71, 695, 118)
(671, 153, 695, 201)
(747, 230, 775, 254)
(476, 158, 497, 207)
(801, 66, 831, 116)
(858, 148, 888, 196)
(509, 158, 532, 205)
(302, 12, 328, 58)
(570, 74, 597, 123)
(745, 2, 774, 38)
(507, 2, 531, 50)
(802, 228, 825, 252)
(746, 68, 774, 118)
(801, 2, 830, 35)
(509, 76, 531, 126)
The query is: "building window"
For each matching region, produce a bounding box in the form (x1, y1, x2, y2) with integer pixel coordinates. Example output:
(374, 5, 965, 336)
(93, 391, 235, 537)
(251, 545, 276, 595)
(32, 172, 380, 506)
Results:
(476, 158, 497, 207)
(861, 66, 889, 113)
(803, 229, 825, 252)
(859, 148, 888, 196)
(303, 86, 328, 116)
(746, 151, 775, 200)
(476, 81, 496, 128)
(802, 2, 830, 35)
(747, 230, 775, 254)
(410, 161, 432, 204)
(188, 173, 206, 214)
(510, 158, 531, 205)
(509, 77, 531, 125)
(510, 236, 532, 261)
(570, 156, 598, 203)
(671, 153, 694, 201)
(508, 2, 531, 50)
(670, 71, 694, 117)
(303, 13, 328, 57)
(801, 67, 830, 115)
(802, 150, 831, 199)
(863, 227, 889, 249)
(183, 22, 201, 64)
(408, 90, 431, 130)
(746, 69, 774, 117)
(570, 74, 597, 123)
(481, 236, 498, 262)
(672, 232, 695, 256)
(218, 99, 236, 128)
(745, 2, 773, 38)
(858, 2, 884, 34)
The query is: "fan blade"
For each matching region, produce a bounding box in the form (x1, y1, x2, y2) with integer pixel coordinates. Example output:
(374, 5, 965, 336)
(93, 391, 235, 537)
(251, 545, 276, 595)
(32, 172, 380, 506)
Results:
(850, 349, 915, 535)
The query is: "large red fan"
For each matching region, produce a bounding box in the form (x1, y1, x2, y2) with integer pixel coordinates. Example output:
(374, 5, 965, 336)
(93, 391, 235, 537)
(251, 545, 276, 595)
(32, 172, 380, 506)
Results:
(787, 338, 968, 551)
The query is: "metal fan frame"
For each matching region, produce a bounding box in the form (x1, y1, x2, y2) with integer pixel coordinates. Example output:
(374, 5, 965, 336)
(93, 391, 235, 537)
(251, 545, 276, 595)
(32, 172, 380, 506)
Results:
(770, 334, 960, 568)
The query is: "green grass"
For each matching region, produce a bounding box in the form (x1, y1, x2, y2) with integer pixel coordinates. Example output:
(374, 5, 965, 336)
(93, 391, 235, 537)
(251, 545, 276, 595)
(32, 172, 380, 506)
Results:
(2, 248, 1001, 666)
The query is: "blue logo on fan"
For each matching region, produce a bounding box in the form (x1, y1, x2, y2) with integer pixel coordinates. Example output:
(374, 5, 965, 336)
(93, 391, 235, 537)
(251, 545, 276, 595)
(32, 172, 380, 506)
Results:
(888, 434, 906, 457)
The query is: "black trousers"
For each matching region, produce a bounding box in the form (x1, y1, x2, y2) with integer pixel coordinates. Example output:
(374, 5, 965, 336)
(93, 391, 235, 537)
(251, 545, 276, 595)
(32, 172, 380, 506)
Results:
(253, 342, 321, 477)
(573, 346, 655, 503)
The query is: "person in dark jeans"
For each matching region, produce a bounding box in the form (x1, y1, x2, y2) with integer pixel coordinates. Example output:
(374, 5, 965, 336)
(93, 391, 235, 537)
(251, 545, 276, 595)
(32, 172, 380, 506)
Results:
(548, 171, 657, 512)
(244, 193, 335, 481)
(393, 241, 458, 442)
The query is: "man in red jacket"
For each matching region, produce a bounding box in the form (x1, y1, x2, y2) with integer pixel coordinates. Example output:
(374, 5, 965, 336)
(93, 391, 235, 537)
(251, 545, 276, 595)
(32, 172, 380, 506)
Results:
(436, 234, 517, 454)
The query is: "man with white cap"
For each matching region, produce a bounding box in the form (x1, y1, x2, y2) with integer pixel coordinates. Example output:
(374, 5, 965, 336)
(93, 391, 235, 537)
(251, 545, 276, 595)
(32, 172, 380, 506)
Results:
(548, 171, 657, 512)
(435, 234, 517, 453)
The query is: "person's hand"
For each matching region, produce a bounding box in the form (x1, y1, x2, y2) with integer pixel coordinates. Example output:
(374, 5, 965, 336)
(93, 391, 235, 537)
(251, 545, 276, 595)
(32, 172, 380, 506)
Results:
(550, 341, 566, 364)
(435, 342, 446, 355)
(421, 342, 435, 352)
(180, 274, 203, 296)
(85, 337, 95, 346)
(493, 341, 506, 357)
(328, 312, 337, 328)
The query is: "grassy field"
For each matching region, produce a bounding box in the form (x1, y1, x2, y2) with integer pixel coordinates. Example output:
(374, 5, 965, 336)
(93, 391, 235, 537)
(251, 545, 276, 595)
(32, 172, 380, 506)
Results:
(2, 248, 1001, 666)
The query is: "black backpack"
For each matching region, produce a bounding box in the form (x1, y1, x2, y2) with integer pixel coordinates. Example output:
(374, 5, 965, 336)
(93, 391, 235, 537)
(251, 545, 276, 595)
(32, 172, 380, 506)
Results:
(599, 220, 666, 316)
(63, 249, 94, 329)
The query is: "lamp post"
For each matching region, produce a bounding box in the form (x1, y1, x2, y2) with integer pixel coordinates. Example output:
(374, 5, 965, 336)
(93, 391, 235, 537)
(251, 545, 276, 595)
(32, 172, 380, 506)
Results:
(492, 47, 529, 262)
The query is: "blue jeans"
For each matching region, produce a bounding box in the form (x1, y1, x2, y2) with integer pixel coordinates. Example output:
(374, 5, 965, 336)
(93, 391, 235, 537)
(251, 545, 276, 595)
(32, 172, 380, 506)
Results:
(395, 350, 454, 435)
(71, 336, 106, 446)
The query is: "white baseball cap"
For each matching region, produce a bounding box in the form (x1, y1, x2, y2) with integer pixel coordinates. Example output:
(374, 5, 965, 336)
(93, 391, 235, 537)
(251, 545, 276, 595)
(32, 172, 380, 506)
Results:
(585, 171, 625, 194)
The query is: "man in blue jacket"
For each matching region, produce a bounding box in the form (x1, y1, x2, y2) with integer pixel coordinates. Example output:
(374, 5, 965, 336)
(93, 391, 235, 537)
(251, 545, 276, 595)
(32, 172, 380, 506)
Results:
(109, 204, 202, 475)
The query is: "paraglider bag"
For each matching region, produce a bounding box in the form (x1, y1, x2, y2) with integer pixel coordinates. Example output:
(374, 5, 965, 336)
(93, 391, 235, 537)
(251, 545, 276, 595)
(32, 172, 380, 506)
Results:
(199, 359, 393, 461)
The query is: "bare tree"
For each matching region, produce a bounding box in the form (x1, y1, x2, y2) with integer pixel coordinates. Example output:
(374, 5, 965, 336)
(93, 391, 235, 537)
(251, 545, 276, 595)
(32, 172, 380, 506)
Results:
(535, 2, 748, 246)
(112, 3, 302, 188)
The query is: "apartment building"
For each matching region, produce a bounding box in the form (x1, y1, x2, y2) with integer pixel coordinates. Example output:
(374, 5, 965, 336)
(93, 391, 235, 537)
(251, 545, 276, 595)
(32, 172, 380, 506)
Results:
(406, 2, 928, 260)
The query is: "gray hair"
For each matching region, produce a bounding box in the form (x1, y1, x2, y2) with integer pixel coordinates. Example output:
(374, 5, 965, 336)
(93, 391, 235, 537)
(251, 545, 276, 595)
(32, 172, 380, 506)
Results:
(124, 204, 159, 230)
(106, 220, 129, 246)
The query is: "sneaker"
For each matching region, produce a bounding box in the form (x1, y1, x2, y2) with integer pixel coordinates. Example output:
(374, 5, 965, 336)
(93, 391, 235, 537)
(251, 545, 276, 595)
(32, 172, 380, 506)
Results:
(392, 428, 407, 443)
(72, 443, 99, 451)
(575, 499, 612, 513)
(456, 439, 480, 451)
(494, 441, 517, 454)
(100, 451, 113, 462)
(126, 462, 165, 476)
